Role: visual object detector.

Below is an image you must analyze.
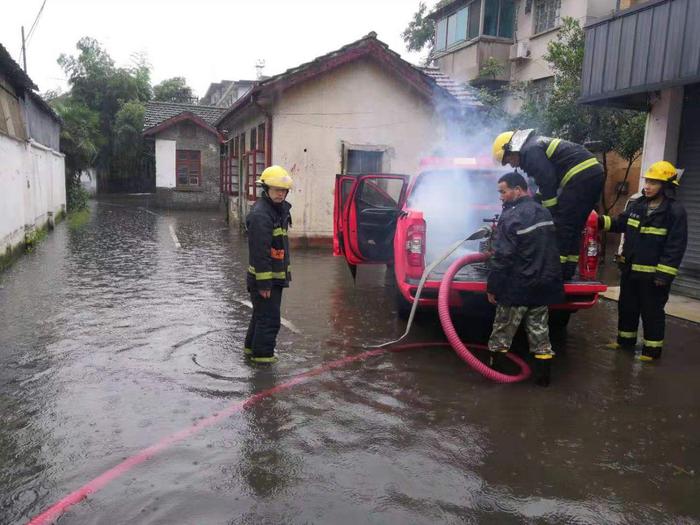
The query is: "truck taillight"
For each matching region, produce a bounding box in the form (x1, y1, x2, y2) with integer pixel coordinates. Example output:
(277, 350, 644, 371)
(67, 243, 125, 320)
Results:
(406, 222, 426, 268)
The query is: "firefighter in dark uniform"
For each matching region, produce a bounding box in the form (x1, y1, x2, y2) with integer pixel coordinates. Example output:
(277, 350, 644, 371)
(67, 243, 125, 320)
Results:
(487, 172, 565, 386)
(244, 165, 293, 364)
(492, 130, 605, 280)
(599, 161, 688, 361)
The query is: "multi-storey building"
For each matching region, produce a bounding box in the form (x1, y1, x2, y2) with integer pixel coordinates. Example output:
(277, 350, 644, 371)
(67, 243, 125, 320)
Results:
(429, 0, 617, 106)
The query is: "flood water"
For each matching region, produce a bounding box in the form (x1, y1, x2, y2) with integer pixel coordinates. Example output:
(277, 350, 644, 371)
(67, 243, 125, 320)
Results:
(1, 199, 699, 524)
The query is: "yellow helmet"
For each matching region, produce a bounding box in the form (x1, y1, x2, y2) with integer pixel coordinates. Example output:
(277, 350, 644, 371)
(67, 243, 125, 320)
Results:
(492, 131, 515, 165)
(259, 165, 293, 190)
(644, 161, 679, 186)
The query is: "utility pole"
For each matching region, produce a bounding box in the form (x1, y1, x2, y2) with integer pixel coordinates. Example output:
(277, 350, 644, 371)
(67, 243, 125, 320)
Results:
(21, 26, 27, 72)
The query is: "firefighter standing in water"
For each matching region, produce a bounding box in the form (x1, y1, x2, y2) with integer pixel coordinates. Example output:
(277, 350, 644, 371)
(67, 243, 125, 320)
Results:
(599, 161, 688, 361)
(244, 165, 293, 364)
(492, 130, 605, 280)
(487, 172, 564, 386)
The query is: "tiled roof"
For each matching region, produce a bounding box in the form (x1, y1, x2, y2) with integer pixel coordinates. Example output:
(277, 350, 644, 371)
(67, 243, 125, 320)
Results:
(143, 101, 225, 131)
(216, 32, 481, 126)
(0, 43, 60, 123)
(418, 67, 483, 109)
(0, 43, 38, 91)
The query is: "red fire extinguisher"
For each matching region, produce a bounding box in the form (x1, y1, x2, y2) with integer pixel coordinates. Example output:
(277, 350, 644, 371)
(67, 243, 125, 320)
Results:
(578, 211, 600, 281)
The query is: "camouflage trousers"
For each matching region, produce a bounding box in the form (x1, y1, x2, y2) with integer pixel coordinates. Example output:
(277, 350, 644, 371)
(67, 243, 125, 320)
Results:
(488, 305, 554, 357)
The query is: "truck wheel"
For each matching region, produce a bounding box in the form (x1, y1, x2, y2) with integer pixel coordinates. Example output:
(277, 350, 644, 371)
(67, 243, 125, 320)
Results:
(549, 311, 572, 330)
(395, 290, 413, 320)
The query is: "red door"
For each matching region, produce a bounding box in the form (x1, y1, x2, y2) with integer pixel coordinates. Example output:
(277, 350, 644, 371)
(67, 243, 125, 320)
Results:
(333, 173, 409, 268)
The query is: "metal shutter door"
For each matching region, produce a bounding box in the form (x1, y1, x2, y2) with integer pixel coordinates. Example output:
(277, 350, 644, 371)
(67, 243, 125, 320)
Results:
(675, 84, 700, 299)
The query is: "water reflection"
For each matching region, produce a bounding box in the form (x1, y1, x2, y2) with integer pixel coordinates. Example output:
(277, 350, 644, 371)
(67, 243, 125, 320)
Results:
(0, 199, 698, 524)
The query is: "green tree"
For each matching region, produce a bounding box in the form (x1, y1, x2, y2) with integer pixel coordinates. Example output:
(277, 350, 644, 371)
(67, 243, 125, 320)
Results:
(153, 77, 194, 102)
(51, 99, 103, 210)
(57, 37, 152, 186)
(113, 100, 146, 176)
(402, 0, 452, 57)
(539, 17, 645, 207)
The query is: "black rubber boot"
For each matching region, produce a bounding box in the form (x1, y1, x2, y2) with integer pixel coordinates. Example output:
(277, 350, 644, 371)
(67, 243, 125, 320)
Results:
(489, 351, 509, 373)
(638, 346, 662, 362)
(533, 357, 552, 387)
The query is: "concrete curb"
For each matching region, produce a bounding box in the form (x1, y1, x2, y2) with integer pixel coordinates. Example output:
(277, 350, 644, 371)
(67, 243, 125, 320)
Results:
(601, 286, 700, 324)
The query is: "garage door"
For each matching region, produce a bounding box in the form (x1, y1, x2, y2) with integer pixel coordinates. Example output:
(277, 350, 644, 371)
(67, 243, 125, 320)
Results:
(675, 83, 700, 299)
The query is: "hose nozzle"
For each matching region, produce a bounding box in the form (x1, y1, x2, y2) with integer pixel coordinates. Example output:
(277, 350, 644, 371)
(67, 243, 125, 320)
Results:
(466, 226, 492, 241)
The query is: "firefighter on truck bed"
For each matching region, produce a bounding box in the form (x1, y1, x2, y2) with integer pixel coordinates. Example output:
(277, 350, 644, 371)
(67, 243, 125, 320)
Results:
(492, 130, 605, 281)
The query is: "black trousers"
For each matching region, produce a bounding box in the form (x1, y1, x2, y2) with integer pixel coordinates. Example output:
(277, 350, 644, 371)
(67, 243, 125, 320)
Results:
(245, 286, 283, 357)
(555, 166, 605, 280)
(617, 272, 670, 355)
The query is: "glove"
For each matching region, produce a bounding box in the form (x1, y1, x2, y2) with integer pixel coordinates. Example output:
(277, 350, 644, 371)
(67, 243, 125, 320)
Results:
(653, 278, 669, 287)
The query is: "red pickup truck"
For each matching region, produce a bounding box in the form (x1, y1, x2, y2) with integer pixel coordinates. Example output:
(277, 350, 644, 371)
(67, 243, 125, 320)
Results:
(333, 156, 607, 327)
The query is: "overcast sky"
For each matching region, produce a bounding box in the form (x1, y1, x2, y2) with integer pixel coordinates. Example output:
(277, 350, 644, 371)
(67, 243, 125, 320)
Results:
(1, 0, 434, 98)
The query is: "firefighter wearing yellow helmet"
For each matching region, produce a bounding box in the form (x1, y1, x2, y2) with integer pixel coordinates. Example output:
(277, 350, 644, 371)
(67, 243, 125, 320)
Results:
(491, 129, 605, 280)
(244, 165, 293, 364)
(598, 161, 688, 362)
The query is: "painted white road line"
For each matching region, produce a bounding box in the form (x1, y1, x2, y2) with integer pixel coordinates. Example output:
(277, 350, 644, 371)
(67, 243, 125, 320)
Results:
(235, 298, 302, 334)
(138, 206, 160, 216)
(169, 224, 181, 249)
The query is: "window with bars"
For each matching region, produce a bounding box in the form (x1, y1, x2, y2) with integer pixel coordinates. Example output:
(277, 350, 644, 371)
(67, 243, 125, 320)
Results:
(221, 139, 240, 196)
(250, 127, 257, 151)
(528, 76, 554, 107)
(176, 149, 201, 188)
(258, 123, 266, 152)
(346, 150, 383, 174)
(533, 0, 561, 34)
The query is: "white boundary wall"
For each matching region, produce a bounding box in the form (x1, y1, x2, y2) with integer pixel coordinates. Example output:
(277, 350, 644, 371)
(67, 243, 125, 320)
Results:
(1, 135, 66, 256)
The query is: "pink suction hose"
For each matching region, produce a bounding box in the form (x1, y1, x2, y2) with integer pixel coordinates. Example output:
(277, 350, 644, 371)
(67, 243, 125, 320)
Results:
(437, 252, 531, 383)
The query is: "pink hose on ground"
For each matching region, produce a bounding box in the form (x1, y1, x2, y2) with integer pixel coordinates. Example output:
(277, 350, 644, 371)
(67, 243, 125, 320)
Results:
(28, 342, 451, 524)
(437, 252, 531, 383)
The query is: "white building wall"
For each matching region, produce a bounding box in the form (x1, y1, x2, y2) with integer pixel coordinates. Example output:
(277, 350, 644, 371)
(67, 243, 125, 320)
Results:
(512, 0, 616, 84)
(271, 58, 447, 239)
(155, 139, 177, 188)
(639, 87, 684, 190)
(1, 135, 66, 257)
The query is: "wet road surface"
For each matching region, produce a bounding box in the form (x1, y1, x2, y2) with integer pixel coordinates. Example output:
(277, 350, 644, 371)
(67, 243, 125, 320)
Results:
(1, 200, 699, 524)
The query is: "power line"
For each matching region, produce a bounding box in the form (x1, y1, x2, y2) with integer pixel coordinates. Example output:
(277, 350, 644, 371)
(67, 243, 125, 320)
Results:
(25, 0, 48, 44)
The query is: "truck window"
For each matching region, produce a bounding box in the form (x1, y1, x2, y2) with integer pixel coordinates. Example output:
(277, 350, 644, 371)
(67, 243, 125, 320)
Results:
(358, 178, 403, 208)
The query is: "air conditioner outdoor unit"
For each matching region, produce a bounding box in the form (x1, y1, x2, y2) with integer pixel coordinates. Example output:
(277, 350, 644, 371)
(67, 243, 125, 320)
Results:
(509, 40, 530, 61)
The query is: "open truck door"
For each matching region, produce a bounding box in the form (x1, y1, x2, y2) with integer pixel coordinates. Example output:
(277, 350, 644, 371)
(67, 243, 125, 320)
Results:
(333, 173, 410, 277)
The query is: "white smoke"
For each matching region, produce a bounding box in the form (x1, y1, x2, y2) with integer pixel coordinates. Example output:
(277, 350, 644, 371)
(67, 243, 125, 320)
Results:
(409, 88, 514, 267)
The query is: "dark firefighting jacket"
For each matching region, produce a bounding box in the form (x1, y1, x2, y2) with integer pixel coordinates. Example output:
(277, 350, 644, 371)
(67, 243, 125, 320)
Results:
(601, 194, 687, 285)
(519, 135, 600, 210)
(487, 196, 565, 306)
(246, 195, 292, 291)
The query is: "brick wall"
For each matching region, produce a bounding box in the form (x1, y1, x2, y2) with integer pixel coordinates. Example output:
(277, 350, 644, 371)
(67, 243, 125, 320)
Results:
(154, 121, 221, 209)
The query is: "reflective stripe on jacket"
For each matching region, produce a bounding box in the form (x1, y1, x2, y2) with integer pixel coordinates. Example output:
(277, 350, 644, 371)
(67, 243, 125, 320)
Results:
(601, 195, 687, 284)
(487, 196, 565, 306)
(246, 195, 292, 290)
(520, 136, 600, 209)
